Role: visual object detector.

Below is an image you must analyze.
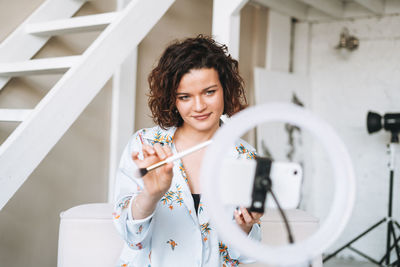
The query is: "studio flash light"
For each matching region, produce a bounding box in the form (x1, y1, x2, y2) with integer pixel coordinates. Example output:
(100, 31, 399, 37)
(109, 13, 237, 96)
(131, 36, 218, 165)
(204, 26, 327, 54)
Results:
(367, 111, 400, 134)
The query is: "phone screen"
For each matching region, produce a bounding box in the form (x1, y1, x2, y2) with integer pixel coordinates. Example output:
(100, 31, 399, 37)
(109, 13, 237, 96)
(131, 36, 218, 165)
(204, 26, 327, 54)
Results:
(219, 159, 302, 210)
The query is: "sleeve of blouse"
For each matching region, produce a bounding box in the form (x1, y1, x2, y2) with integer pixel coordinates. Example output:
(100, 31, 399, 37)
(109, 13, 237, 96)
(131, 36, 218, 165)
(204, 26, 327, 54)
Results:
(235, 223, 262, 264)
(112, 130, 155, 250)
(222, 218, 262, 264)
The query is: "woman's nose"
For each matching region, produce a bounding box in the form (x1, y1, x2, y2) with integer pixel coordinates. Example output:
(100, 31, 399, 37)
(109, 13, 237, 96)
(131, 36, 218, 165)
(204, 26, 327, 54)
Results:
(194, 97, 206, 111)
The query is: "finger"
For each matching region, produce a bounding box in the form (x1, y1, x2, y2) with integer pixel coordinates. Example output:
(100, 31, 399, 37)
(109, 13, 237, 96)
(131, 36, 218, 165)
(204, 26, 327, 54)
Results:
(132, 149, 158, 168)
(162, 145, 173, 173)
(153, 143, 167, 160)
(142, 144, 155, 157)
(240, 207, 254, 224)
(234, 210, 244, 225)
(163, 144, 173, 157)
(131, 151, 139, 160)
(250, 212, 263, 221)
(163, 162, 174, 173)
(131, 152, 147, 169)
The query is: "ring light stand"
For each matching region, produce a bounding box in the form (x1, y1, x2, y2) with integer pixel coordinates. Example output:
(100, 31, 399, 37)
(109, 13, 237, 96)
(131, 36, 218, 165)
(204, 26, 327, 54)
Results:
(201, 103, 356, 266)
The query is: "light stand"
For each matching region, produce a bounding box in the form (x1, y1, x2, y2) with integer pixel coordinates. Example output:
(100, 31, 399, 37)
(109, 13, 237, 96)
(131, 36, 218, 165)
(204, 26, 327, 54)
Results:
(323, 130, 400, 266)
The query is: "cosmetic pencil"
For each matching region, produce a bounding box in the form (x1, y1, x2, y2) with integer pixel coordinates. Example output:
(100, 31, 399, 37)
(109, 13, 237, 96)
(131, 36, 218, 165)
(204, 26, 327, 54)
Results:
(134, 139, 213, 178)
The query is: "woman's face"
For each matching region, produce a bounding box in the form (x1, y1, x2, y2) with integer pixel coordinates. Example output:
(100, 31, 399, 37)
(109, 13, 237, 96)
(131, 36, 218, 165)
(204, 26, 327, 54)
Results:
(175, 68, 224, 134)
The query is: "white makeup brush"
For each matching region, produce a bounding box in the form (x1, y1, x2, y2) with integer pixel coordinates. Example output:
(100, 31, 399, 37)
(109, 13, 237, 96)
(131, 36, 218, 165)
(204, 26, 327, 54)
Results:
(134, 139, 213, 178)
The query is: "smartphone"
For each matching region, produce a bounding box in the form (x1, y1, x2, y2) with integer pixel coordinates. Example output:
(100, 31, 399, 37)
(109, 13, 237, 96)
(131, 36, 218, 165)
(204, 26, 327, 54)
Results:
(218, 158, 302, 210)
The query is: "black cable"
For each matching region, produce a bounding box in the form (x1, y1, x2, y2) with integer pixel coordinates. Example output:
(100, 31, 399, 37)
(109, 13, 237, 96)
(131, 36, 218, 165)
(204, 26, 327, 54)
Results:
(268, 188, 313, 267)
(268, 188, 294, 244)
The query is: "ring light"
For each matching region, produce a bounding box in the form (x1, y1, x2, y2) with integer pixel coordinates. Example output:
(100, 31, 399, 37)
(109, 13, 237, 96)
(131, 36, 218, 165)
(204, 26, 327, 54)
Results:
(201, 103, 356, 266)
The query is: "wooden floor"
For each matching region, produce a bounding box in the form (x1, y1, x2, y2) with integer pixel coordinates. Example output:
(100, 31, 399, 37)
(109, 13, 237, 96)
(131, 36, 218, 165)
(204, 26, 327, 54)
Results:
(243, 257, 381, 267)
(324, 258, 380, 267)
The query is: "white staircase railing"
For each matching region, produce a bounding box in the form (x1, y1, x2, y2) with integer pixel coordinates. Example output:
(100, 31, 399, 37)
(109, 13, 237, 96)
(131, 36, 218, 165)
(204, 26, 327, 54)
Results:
(0, 0, 175, 210)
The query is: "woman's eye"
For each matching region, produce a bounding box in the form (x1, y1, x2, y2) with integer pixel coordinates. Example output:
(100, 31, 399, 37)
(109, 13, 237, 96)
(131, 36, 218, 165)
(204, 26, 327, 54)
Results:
(206, 90, 216, 96)
(178, 95, 189, 101)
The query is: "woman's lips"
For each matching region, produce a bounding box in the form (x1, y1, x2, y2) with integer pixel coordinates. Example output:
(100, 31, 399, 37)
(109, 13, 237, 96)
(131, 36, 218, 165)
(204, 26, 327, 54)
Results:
(192, 113, 211, 120)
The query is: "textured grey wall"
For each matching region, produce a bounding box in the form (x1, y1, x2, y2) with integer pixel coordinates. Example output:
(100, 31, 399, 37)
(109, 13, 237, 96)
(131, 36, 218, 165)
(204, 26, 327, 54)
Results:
(309, 15, 400, 260)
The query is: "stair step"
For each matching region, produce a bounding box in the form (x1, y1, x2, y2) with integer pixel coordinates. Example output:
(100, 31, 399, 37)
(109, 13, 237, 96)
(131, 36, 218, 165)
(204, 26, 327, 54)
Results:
(0, 56, 80, 76)
(0, 0, 86, 90)
(26, 12, 117, 36)
(0, 109, 33, 122)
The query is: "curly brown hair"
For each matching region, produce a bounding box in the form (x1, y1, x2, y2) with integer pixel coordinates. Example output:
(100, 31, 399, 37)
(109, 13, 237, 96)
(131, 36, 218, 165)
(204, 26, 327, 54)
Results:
(148, 35, 247, 129)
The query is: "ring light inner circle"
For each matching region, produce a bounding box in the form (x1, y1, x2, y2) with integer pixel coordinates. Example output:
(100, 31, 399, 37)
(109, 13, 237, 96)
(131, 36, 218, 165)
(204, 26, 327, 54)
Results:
(201, 103, 355, 266)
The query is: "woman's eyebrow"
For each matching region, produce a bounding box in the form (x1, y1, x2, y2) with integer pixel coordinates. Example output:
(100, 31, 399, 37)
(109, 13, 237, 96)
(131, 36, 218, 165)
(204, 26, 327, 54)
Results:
(202, 85, 218, 91)
(176, 85, 218, 95)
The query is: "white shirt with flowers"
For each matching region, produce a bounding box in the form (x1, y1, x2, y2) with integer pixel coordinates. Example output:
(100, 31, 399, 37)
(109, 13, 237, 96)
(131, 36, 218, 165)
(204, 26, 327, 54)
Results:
(113, 126, 261, 267)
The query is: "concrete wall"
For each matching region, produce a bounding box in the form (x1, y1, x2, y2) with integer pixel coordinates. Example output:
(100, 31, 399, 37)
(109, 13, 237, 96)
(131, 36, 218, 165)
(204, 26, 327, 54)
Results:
(308, 14, 400, 260)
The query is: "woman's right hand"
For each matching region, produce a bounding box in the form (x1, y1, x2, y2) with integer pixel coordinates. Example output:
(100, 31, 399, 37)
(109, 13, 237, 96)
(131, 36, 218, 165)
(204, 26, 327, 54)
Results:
(132, 143, 174, 199)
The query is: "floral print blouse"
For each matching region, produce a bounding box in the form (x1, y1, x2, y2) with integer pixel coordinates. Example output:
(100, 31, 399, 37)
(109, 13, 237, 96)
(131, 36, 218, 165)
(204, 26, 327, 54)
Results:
(113, 126, 260, 267)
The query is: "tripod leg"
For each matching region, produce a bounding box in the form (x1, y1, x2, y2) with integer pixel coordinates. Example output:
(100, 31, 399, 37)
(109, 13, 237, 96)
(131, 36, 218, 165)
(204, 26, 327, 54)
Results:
(379, 232, 400, 264)
(389, 222, 400, 265)
(323, 218, 386, 262)
(386, 169, 396, 265)
(347, 246, 381, 265)
(387, 221, 392, 265)
(381, 220, 400, 266)
(395, 221, 400, 231)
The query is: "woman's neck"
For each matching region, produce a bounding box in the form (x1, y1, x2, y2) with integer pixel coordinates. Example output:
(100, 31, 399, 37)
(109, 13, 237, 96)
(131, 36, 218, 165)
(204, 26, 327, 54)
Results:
(174, 124, 217, 147)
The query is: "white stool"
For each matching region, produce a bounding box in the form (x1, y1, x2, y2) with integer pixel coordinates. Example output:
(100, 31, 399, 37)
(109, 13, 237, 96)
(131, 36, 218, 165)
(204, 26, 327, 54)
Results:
(57, 203, 123, 267)
(243, 209, 322, 267)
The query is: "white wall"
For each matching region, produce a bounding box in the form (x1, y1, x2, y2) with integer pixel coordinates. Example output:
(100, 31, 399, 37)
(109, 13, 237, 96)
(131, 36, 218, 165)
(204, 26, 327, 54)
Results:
(308, 14, 400, 260)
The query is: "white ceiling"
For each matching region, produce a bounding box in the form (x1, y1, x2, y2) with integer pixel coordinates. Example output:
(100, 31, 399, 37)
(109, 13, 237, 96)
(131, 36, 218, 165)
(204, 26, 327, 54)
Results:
(251, 0, 400, 22)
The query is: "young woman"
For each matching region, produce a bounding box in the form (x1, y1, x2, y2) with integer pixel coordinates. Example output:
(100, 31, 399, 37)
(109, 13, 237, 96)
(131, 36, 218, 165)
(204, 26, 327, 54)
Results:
(113, 35, 262, 267)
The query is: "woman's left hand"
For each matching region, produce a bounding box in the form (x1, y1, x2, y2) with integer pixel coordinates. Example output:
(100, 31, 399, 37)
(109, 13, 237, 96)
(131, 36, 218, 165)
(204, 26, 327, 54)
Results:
(234, 207, 263, 234)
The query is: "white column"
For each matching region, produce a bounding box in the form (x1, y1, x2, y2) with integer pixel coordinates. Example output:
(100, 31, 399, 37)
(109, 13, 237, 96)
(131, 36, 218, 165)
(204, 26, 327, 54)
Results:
(108, 0, 137, 202)
(212, 0, 248, 59)
(265, 10, 291, 72)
